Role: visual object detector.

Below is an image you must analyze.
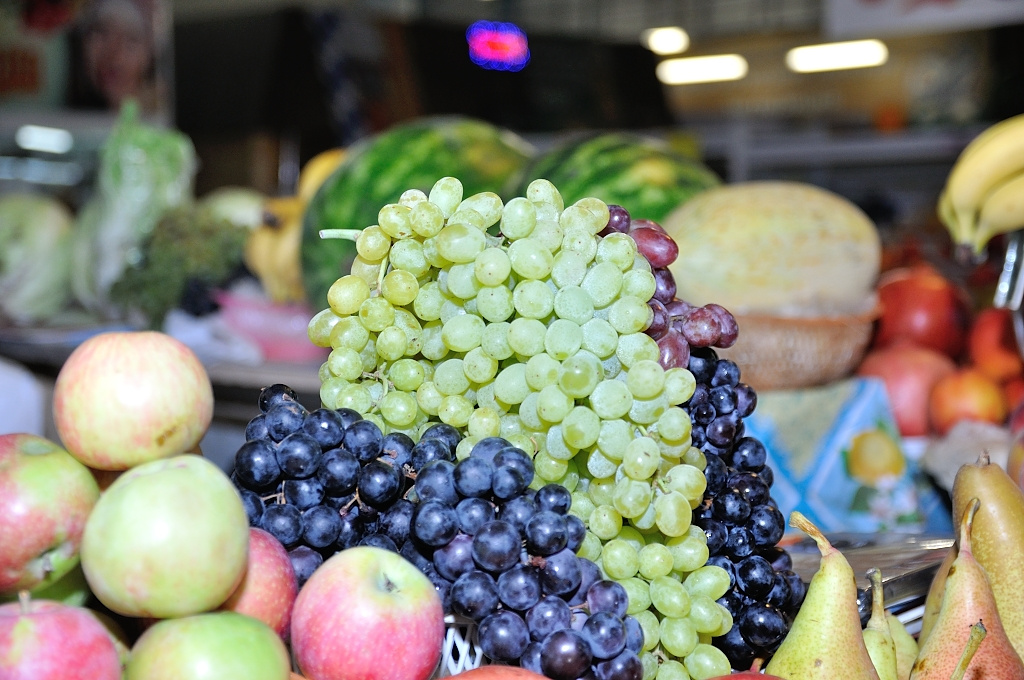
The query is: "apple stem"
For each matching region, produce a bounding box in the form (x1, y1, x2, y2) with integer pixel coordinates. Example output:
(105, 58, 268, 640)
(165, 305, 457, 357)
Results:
(18, 590, 30, 615)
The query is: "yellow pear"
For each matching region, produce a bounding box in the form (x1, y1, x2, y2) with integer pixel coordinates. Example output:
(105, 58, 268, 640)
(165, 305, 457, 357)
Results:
(886, 612, 918, 680)
(765, 512, 881, 680)
(863, 569, 898, 680)
(917, 545, 954, 647)
(910, 498, 1024, 679)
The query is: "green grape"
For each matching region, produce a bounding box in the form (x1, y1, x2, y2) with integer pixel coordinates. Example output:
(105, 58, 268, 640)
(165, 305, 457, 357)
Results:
(638, 543, 675, 580)
(630, 394, 669, 425)
(434, 358, 470, 396)
(596, 232, 637, 271)
(560, 205, 605, 242)
(654, 491, 694, 538)
(376, 326, 408, 362)
(506, 433, 536, 456)
(389, 238, 429, 279)
(633, 610, 661, 652)
(531, 218, 564, 253)
(587, 476, 616, 506)
(328, 275, 371, 316)
(551, 249, 588, 288)
(601, 539, 639, 580)
(308, 308, 342, 348)
(683, 644, 731, 680)
(623, 437, 661, 480)
(457, 191, 503, 228)
(463, 347, 498, 384)
(499, 412, 524, 438)
(711, 605, 733, 638)
(428, 176, 463, 218)
(597, 418, 633, 461)
(525, 353, 560, 391)
(358, 338, 377, 371)
(507, 318, 546, 357)
(537, 384, 573, 424)
(493, 363, 529, 405)
(659, 617, 698, 658)
(467, 406, 501, 439)
(517, 392, 544, 431)
(421, 236, 451, 269)
(380, 269, 418, 307)
(608, 295, 654, 334)
(480, 321, 514, 360)
(441, 314, 484, 353)
(419, 320, 448, 362)
(474, 248, 511, 286)
(507, 238, 553, 280)
(620, 577, 653, 615)
(553, 286, 595, 325)
(318, 361, 331, 385)
(534, 449, 569, 483)
(399, 188, 427, 206)
(683, 566, 731, 600)
(578, 531, 603, 563)
(448, 206, 486, 231)
(446, 262, 481, 300)
(438, 394, 473, 427)
(667, 536, 708, 573)
(412, 281, 445, 321)
(657, 407, 692, 443)
(687, 595, 722, 635)
(566, 486, 592, 518)
(587, 380, 632, 420)
(410, 199, 445, 237)
(558, 351, 602, 399)
(319, 376, 348, 410)
(641, 652, 660, 680)
(613, 478, 653, 518)
(329, 316, 369, 351)
(632, 499, 658, 531)
(415, 381, 444, 416)
(378, 203, 413, 239)
(328, 347, 363, 381)
(440, 299, 466, 324)
(656, 659, 690, 680)
(393, 309, 422, 355)
(476, 285, 514, 323)
(603, 352, 623, 379)
(662, 465, 707, 506)
(581, 318, 619, 359)
(349, 254, 382, 289)
(476, 382, 508, 415)
(617, 332, 661, 369)
(512, 279, 554, 319)
(573, 197, 610, 231)
(561, 224, 598, 262)
(622, 269, 657, 301)
(355, 225, 391, 261)
(682, 446, 706, 471)
(388, 359, 425, 391)
(359, 297, 395, 333)
(379, 390, 418, 427)
(650, 575, 692, 618)
(525, 178, 564, 211)
(336, 383, 372, 414)
(499, 196, 537, 240)
(664, 368, 697, 406)
(545, 425, 578, 461)
(586, 448, 618, 479)
(582, 261, 623, 308)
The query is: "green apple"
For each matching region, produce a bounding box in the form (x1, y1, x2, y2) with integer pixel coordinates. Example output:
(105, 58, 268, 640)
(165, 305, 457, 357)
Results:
(80, 454, 249, 618)
(125, 611, 291, 680)
(0, 433, 100, 597)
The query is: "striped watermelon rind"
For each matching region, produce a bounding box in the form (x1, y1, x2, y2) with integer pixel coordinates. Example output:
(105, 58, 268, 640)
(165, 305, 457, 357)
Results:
(301, 116, 535, 308)
(509, 131, 721, 224)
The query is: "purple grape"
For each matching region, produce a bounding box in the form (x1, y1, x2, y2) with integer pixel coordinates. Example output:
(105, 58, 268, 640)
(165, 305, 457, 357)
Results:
(539, 548, 582, 596)
(525, 510, 569, 557)
(450, 569, 500, 621)
(586, 580, 629, 618)
(282, 477, 324, 510)
(593, 649, 643, 680)
(478, 609, 531, 662)
(472, 520, 522, 573)
(496, 563, 543, 611)
(258, 383, 299, 412)
(735, 555, 775, 600)
(264, 401, 308, 441)
(665, 298, 693, 319)
(301, 408, 346, 449)
(734, 383, 758, 419)
(316, 447, 360, 496)
(288, 545, 322, 587)
(628, 225, 678, 268)
(357, 459, 402, 508)
(433, 533, 476, 582)
(456, 496, 496, 535)
(526, 595, 573, 641)
(653, 267, 677, 304)
(646, 299, 670, 340)
(738, 601, 788, 649)
(604, 204, 631, 234)
(657, 329, 690, 370)
(234, 439, 281, 490)
(580, 611, 627, 660)
(415, 460, 459, 506)
(678, 307, 722, 348)
(453, 456, 494, 498)
(262, 503, 302, 546)
(301, 504, 343, 548)
(706, 303, 739, 348)
(540, 629, 593, 680)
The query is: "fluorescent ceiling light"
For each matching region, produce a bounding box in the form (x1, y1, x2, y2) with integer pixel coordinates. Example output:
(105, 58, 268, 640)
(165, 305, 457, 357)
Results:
(15, 125, 74, 154)
(786, 39, 888, 73)
(656, 54, 748, 85)
(641, 26, 690, 55)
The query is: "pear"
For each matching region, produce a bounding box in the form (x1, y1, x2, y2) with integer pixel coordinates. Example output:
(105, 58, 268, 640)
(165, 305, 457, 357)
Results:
(951, 451, 1024, 658)
(886, 612, 918, 680)
(917, 545, 955, 647)
(909, 498, 1024, 680)
(863, 569, 898, 680)
(764, 512, 881, 680)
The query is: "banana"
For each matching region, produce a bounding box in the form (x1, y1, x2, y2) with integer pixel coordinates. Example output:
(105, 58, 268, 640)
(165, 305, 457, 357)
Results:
(945, 113, 1024, 240)
(973, 170, 1024, 255)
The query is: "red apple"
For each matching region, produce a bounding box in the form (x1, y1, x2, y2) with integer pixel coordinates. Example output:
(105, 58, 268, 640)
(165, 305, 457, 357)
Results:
(80, 454, 249, 618)
(873, 264, 971, 359)
(0, 433, 100, 596)
(53, 330, 214, 470)
(857, 343, 957, 437)
(0, 593, 121, 680)
(220, 527, 298, 638)
(291, 546, 445, 680)
(967, 307, 1023, 383)
(928, 367, 1008, 436)
(450, 669, 548, 679)
(124, 611, 291, 680)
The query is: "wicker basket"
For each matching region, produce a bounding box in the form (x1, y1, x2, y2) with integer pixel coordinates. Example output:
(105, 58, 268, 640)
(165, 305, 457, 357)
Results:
(435, 615, 484, 678)
(716, 305, 880, 392)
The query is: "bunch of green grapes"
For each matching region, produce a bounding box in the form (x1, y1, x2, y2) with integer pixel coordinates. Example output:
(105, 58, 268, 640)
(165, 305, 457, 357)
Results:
(307, 176, 732, 679)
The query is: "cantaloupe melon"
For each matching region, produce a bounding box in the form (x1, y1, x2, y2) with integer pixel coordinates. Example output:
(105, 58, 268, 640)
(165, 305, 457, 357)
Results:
(663, 181, 881, 316)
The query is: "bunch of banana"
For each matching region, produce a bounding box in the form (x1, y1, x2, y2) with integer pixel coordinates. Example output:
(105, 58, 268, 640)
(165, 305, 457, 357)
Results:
(939, 113, 1024, 261)
(244, 148, 345, 303)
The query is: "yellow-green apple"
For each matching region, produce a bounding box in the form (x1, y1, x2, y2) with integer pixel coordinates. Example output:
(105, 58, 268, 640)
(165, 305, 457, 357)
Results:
(80, 454, 249, 618)
(124, 611, 291, 680)
(53, 330, 214, 470)
(0, 592, 121, 680)
(1, 564, 90, 607)
(219, 527, 298, 638)
(0, 433, 100, 596)
(291, 546, 445, 680)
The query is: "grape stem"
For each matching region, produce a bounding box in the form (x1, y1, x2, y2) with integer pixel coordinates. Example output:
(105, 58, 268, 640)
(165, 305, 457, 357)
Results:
(319, 228, 363, 241)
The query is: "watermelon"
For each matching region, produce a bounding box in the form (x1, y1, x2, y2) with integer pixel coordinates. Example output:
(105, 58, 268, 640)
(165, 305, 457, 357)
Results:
(510, 131, 721, 224)
(301, 116, 535, 308)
